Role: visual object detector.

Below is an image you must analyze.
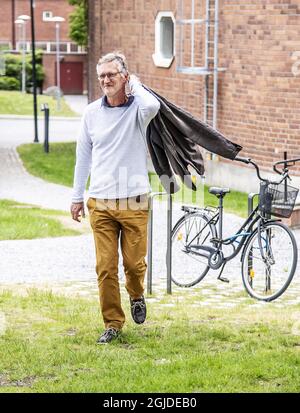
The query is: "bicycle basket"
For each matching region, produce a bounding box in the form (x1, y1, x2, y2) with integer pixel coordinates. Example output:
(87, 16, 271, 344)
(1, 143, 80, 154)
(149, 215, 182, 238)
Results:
(259, 181, 299, 218)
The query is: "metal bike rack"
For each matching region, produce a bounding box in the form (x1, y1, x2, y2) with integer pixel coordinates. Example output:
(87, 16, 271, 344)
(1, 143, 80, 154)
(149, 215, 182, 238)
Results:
(248, 192, 258, 281)
(147, 192, 173, 295)
(248, 192, 258, 216)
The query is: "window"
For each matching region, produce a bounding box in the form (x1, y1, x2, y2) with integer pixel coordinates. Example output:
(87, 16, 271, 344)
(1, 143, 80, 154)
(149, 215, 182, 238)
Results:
(35, 42, 48, 51)
(152, 12, 175, 68)
(43, 11, 53, 21)
(71, 43, 79, 52)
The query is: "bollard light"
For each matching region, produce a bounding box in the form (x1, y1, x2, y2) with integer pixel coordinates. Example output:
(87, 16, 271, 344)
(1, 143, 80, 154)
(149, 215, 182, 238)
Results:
(41, 103, 50, 153)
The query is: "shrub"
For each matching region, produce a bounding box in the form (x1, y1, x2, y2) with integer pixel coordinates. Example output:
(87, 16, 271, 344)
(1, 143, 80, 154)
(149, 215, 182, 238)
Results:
(0, 51, 45, 91)
(0, 76, 20, 90)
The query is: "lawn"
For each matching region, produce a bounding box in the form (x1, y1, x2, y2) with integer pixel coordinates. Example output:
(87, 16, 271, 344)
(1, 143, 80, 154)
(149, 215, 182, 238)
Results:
(0, 91, 77, 117)
(17, 142, 77, 188)
(0, 199, 82, 240)
(0, 287, 299, 393)
(17, 142, 250, 217)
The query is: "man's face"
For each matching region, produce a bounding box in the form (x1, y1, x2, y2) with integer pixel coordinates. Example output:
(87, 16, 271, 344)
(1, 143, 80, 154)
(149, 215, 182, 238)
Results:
(98, 61, 127, 98)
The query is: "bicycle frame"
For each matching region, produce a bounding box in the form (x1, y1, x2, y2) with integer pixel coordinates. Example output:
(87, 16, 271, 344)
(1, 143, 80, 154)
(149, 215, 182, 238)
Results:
(184, 203, 278, 266)
(220, 207, 261, 263)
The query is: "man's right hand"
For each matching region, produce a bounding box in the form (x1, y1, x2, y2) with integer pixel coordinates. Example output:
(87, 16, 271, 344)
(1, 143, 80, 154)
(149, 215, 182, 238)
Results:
(70, 202, 85, 222)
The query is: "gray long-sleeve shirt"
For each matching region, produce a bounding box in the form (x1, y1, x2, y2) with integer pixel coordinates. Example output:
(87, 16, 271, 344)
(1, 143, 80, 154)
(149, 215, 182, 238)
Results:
(72, 78, 160, 202)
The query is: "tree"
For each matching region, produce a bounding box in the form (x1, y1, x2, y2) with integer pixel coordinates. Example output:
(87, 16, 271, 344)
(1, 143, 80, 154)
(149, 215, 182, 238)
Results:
(68, 0, 88, 47)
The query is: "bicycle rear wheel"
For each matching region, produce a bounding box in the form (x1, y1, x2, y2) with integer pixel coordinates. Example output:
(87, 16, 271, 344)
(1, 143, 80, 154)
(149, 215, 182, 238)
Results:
(242, 221, 298, 301)
(171, 212, 216, 287)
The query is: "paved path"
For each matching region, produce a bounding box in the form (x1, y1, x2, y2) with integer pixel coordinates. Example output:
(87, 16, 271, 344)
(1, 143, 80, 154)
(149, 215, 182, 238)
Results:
(0, 147, 74, 210)
(0, 116, 80, 211)
(0, 117, 299, 310)
(64, 95, 88, 115)
(0, 117, 81, 148)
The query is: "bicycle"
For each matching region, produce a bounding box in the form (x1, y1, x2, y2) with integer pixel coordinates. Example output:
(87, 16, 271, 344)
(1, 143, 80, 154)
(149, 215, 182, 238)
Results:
(171, 156, 300, 301)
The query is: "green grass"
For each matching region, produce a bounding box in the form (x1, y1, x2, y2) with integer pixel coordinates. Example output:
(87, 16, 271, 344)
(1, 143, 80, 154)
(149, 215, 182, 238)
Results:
(18, 142, 251, 217)
(0, 91, 77, 117)
(17, 142, 77, 188)
(0, 288, 299, 392)
(0, 199, 81, 240)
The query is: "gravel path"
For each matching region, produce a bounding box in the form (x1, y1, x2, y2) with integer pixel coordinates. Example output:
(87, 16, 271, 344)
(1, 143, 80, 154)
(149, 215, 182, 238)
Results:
(0, 118, 299, 309)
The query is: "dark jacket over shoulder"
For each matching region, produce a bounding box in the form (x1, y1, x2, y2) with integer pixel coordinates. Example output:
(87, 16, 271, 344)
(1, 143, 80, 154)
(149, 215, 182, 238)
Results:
(145, 87, 243, 193)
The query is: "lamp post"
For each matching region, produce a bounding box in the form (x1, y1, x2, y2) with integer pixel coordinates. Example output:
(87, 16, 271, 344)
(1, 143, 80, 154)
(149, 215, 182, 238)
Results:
(15, 15, 30, 93)
(30, 0, 38, 143)
(47, 16, 65, 111)
(14, 19, 24, 91)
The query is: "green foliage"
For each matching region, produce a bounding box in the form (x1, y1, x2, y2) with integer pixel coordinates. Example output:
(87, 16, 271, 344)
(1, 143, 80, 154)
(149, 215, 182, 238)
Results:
(0, 199, 80, 240)
(0, 51, 45, 91)
(25, 50, 45, 88)
(17, 142, 77, 187)
(3, 54, 22, 78)
(68, 0, 88, 47)
(68, 0, 85, 5)
(0, 76, 20, 91)
(0, 91, 77, 116)
(0, 44, 10, 52)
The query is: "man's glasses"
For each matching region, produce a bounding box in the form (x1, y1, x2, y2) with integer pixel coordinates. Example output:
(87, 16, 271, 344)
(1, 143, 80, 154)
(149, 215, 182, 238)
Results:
(98, 71, 122, 81)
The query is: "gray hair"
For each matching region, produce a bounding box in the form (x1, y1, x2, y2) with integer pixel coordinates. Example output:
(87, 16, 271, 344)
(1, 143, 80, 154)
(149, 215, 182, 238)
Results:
(96, 51, 128, 75)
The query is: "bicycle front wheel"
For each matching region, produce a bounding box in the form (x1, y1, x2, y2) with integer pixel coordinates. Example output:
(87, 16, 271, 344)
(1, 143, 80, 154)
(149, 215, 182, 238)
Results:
(242, 221, 298, 301)
(171, 212, 216, 287)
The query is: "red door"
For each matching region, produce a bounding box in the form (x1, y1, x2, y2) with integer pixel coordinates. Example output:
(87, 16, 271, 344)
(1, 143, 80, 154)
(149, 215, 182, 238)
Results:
(59, 62, 83, 94)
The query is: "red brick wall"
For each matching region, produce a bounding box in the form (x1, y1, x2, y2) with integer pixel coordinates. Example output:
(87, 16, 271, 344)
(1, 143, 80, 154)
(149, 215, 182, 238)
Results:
(0, 0, 75, 43)
(16, 0, 75, 41)
(88, 0, 300, 174)
(219, 0, 300, 171)
(0, 1, 13, 43)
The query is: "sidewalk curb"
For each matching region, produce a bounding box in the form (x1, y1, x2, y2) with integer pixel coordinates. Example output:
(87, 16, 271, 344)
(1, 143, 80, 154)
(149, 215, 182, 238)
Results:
(0, 114, 81, 121)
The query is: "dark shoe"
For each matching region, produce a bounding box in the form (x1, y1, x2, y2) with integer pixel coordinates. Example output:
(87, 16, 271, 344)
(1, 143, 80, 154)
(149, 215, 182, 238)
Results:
(130, 295, 146, 324)
(96, 328, 119, 344)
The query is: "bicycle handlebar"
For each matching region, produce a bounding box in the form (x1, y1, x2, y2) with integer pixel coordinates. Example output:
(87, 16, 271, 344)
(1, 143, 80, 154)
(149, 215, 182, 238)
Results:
(273, 157, 300, 175)
(235, 156, 251, 165)
(235, 155, 295, 185)
(235, 156, 266, 182)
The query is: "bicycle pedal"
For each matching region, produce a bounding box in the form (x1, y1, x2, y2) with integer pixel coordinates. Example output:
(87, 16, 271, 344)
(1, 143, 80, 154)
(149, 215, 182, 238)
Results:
(218, 276, 230, 283)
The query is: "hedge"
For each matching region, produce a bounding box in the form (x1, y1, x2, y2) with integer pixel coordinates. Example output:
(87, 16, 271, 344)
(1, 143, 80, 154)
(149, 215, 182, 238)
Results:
(0, 50, 45, 91)
(0, 76, 20, 90)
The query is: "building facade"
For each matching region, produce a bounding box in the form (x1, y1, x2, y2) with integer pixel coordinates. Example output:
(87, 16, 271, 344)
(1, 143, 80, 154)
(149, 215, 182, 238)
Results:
(0, 0, 87, 94)
(88, 0, 300, 193)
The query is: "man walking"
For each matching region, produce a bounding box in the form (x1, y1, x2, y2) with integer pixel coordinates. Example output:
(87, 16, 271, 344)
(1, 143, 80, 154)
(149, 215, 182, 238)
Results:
(70, 52, 160, 344)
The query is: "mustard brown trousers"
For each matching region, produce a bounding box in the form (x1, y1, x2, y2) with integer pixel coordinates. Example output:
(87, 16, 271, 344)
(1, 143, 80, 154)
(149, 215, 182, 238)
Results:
(87, 196, 149, 330)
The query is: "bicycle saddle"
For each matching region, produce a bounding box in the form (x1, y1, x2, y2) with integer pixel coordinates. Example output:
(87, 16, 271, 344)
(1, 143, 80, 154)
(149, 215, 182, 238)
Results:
(209, 187, 230, 197)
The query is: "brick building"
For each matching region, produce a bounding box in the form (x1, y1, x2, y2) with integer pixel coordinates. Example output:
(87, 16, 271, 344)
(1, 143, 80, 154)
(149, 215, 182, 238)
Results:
(88, 0, 300, 196)
(0, 0, 87, 94)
